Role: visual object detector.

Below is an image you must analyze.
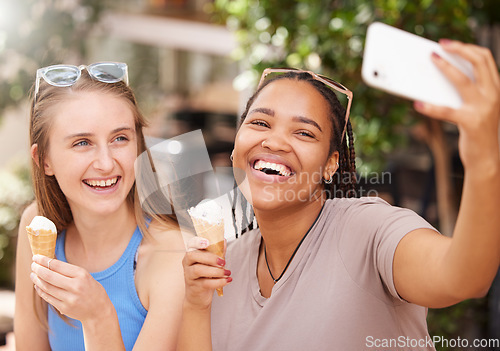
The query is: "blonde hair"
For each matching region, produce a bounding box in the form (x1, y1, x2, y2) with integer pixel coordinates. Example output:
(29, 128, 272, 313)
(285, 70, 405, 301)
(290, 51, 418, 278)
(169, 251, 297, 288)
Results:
(30, 69, 177, 326)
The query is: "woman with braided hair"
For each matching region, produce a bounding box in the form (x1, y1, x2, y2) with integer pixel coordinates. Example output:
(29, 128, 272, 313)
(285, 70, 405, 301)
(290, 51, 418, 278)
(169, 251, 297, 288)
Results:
(179, 39, 500, 351)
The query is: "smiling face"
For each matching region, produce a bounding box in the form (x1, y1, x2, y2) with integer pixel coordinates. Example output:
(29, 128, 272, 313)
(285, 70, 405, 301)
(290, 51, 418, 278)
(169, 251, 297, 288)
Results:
(233, 78, 339, 212)
(41, 91, 138, 218)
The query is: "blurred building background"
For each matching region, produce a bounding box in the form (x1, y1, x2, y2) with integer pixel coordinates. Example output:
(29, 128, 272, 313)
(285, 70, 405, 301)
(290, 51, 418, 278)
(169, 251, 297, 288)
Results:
(0, 0, 500, 349)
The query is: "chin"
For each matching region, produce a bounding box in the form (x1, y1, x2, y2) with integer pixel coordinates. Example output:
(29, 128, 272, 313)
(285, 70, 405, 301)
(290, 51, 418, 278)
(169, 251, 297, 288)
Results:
(244, 181, 325, 211)
(79, 198, 130, 218)
(242, 184, 292, 210)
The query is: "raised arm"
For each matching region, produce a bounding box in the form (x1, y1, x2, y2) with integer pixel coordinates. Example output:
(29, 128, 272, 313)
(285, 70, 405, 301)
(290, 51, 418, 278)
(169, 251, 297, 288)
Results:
(394, 40, 500, 308)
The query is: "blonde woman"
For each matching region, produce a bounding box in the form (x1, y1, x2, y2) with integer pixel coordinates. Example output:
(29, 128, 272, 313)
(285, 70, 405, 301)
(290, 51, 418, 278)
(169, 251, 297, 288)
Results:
(15, 63, 185, 351)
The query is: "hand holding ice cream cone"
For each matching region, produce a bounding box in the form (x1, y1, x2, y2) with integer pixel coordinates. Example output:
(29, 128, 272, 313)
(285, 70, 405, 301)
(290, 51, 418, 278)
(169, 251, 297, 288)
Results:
(188, 200, 226, 296)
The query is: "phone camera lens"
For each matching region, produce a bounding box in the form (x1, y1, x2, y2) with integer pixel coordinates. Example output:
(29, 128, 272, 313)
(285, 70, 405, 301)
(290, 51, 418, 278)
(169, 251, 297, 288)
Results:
(373, 71, 379, 77)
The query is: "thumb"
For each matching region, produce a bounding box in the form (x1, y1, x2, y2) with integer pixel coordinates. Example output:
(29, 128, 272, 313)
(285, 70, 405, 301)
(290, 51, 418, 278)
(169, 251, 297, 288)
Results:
(414, 101, 461, 125)
(186, 236, 210, 252)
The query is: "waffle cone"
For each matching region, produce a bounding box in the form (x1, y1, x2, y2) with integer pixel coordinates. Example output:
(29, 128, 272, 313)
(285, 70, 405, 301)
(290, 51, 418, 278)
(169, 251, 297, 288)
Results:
(191, 218, 225, 296)
(26, 227, 57, 258)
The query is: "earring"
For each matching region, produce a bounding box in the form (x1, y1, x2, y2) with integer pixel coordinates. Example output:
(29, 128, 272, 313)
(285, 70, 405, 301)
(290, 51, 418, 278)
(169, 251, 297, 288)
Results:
(336, 162, 339, 167)
(324, 176, 334, 184)
(230, 150, 234, 162)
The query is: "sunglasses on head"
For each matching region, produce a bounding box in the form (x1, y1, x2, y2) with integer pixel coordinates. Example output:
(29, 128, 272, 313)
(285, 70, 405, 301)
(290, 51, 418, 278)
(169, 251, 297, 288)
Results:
(258, 68, 353, 141)
(34, 62, 128, 102)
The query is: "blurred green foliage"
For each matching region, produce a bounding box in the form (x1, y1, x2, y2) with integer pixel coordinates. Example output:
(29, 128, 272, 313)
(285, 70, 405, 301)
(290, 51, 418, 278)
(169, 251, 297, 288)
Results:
(208, 0, 495, 173)
(208, 0, 499, 343)
(427, 298, 489, 351)
(0, 0, 104, 112)
(0, 161, 33, 287)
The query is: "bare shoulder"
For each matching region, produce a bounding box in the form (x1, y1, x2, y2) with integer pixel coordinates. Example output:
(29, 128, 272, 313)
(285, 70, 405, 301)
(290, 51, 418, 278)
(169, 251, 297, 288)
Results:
(147, 219, 188, 252)
(17, 201, 39, 256)
(138, 219, 186, 270)
(19, 202, 38, 228)
(135, 219, 186, 310)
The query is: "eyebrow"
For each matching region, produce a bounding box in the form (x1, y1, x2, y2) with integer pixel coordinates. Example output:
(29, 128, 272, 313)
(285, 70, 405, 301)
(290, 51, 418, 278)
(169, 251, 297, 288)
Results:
(64, 127, 134, 141)
(249, 107, 274, 117)
(249, 107, 323, 132)
(292, 116, 322, 133)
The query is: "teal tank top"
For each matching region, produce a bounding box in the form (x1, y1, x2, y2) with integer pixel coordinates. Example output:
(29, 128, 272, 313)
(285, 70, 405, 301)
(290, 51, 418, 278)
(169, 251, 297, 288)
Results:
(48, 227, 147, 351)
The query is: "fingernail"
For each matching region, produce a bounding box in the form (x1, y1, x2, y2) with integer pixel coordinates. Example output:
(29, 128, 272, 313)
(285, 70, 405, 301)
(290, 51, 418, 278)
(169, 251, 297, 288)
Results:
(439, 38, 452, 45)
(431, 52, 441, 60)
(32, 254, 42, 262)
(217, 257, 226, 266)
(199, 239, 209, 248)
(30, 273, 36, 282)
(414, 101, 425, 110)
(226, 277, 233, 283)
(224, 269, 231, 276)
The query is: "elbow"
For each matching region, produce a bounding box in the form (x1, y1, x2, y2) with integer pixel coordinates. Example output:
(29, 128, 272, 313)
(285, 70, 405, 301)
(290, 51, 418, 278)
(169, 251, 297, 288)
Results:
(435, 281, 492, 307)
(470, 286, 490, 299)
(449, 283, 491, 302)
(463, 276, 495, 299)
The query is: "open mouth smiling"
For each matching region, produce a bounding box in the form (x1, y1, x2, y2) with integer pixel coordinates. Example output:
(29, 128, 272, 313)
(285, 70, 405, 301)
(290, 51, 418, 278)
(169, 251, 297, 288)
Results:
(83, 176, 120, 190)
(253, 160, 294, 177)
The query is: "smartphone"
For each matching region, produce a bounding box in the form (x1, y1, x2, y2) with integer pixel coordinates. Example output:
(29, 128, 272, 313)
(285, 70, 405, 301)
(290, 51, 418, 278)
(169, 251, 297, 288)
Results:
(362, 22, 473, 109)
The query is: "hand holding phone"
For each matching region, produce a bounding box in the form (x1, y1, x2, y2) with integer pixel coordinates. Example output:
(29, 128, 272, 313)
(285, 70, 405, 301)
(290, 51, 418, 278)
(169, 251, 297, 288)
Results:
(362, 22, 474, 109)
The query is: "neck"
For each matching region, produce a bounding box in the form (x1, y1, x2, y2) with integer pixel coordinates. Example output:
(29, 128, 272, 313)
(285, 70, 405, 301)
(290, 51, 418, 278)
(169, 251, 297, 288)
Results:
(255, 198, 325, 277)
(65, 203, 137, 266)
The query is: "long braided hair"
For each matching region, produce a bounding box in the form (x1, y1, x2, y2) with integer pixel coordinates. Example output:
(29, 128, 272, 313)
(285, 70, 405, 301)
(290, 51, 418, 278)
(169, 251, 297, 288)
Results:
(239, 70, 358, 199)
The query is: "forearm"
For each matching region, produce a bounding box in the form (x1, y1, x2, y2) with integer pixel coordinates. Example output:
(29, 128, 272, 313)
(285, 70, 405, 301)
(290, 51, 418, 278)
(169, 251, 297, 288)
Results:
(442, 159, 500, 297)
(177, 301, 213, 351)
(82, 304, 126, 351)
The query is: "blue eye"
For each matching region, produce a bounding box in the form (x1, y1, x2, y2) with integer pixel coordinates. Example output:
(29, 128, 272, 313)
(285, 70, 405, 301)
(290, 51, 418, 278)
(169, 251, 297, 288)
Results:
(74, 140, 89, 147)
(115, 136, 128, 142)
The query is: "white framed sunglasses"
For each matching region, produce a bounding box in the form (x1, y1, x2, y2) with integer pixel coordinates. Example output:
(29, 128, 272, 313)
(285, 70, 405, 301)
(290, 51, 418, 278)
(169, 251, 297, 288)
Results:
(34, 62, 129, 101)
(258, 68, 353, 141)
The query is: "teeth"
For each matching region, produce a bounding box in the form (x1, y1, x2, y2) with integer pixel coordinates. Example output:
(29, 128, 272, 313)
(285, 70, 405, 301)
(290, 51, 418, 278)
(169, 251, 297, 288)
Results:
(253, 160, 292, 177)
(85, 177, 118, 187)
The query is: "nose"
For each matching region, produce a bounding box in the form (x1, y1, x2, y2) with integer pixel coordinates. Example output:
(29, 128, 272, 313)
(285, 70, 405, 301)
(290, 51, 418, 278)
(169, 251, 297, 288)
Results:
(93, 145, 115, 172)
(261, 130, 292, 152)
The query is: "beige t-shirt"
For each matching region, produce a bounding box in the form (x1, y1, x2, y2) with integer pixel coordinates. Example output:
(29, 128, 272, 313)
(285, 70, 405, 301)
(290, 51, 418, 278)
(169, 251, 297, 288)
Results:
(211, 197, 438, 351)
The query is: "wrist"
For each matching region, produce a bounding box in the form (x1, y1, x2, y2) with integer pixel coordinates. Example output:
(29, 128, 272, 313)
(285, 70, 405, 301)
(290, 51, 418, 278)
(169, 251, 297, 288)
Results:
(82, 300, 118, 332)
(463, 160, 500, 190)
(183, 298, 212, 313)
(464, 157, 500, 176)
(459, 126, 500, 171)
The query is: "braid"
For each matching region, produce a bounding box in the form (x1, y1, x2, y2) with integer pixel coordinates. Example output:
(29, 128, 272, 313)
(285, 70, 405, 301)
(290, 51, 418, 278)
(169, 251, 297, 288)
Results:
(344, 121, 358, 198)
(329, 122, 357, 198)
